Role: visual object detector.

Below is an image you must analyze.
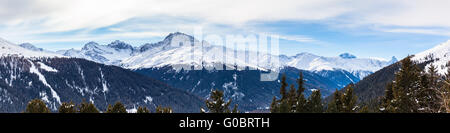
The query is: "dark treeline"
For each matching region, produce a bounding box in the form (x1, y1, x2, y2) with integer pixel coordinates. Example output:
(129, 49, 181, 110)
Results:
(24, 99, 172, 113)
(23, 89, 236, 113)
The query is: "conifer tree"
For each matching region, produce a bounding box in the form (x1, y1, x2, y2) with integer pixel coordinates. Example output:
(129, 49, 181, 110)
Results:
(384, 56, 422, 113)
(287, 84, 296, 112)
(78, 100, 99, 113)
(25, 99, 50, 113)
(442, 70, 450, 112)
(306, 90, 323, 113)
(155, 105, 173, 113)
(327, 89, 342, 113)
(358, 105, 369, 113)
(296, 72, 307, 113)
(106, 102, 127, 113)
(278, 98, 291, 113)
(280, 74, 288, 100)
(231, 104, 239, 113)
(341, 85, 357, 113)
(137, 106, 150, 113)
(278, 74, 292, 113)
(326, 86, 357, 113)
(205, 89, 232, 113)
(382, 82, 395, 113)
(58, 102, 76, 113)
(270, 96, 279, 113)
(419, 64, 441, 112)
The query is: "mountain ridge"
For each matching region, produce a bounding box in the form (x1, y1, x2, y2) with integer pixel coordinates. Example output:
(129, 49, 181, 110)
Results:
(19, 33, 396, 80)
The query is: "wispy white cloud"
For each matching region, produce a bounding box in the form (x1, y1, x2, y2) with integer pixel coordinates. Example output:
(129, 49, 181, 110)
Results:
(378, 28, 450, 37)
(1, 0, 450, 45)
(276, 35, 317, 42)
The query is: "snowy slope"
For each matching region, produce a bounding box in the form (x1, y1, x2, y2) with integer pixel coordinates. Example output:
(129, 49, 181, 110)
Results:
(412, 40, 450, 74)
(0, 38, 61, 58)
(121, 33, 396, 79)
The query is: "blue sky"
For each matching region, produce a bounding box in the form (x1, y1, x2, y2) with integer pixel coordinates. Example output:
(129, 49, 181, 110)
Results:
(1, 0, 450, 60)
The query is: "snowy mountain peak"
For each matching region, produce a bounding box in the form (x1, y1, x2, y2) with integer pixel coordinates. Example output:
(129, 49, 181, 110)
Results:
(59, 40, 138, 65)
(19, 43, 44, 52)
(107, 40, 134, 50)
(164, 32, 198, 47)
(139, 32, 198, 52)
(339, 53, 357, 59)
(82, 41, 100, 50)
(412, 40, 450, 74)
(164, 32, 195, 42)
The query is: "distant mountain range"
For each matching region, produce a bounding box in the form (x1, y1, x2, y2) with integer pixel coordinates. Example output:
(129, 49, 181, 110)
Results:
(1, 32, 399, 112)
(45, 32, 397, 80)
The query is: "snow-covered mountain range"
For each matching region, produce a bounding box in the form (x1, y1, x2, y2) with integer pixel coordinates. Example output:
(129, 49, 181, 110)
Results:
(40, 32, 397, 80)
(1, 37, 203, 112)
(1, 33, 399, 112)
(55, 41, 137, 65)
(281, 52, 397, 79)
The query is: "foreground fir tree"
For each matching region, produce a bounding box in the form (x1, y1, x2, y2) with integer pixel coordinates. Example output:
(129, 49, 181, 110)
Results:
(78, 100, 99, 113)
(380, 56, 450, 113)
(296, 72, 307, 113)
(442, 69, 450, 112)
(205, 89, 233, 113)
(231, 104, 239, 113)
(327, 85, 357, 113)
(25, 99, 50, 113)
(271, 72, 323, 113)
(271, 74, 291, 113)
(287, 85, 297, 112)
(106, 102, 127, 113)
(341, 85, 357, 112)
(59, 102, 76, 113)
(381, 56, 443, 113)
(204, 89, 239, 113)
(381, 82, 395, 112)
(418, 64, 441, 112)
(270, 96, 279, 113)
(382, 56, 420, 113)
(137, 106, 150, 113)
(358, 105, 370, 113)
(306, 90, 323, 113)
(278, 75, 291, 113)
(155, 105, 173, 113)
(326, 89, 342, 113)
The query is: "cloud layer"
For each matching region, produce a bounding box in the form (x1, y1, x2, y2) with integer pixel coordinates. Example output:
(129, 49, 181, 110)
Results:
(1, 0, 450, 48)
